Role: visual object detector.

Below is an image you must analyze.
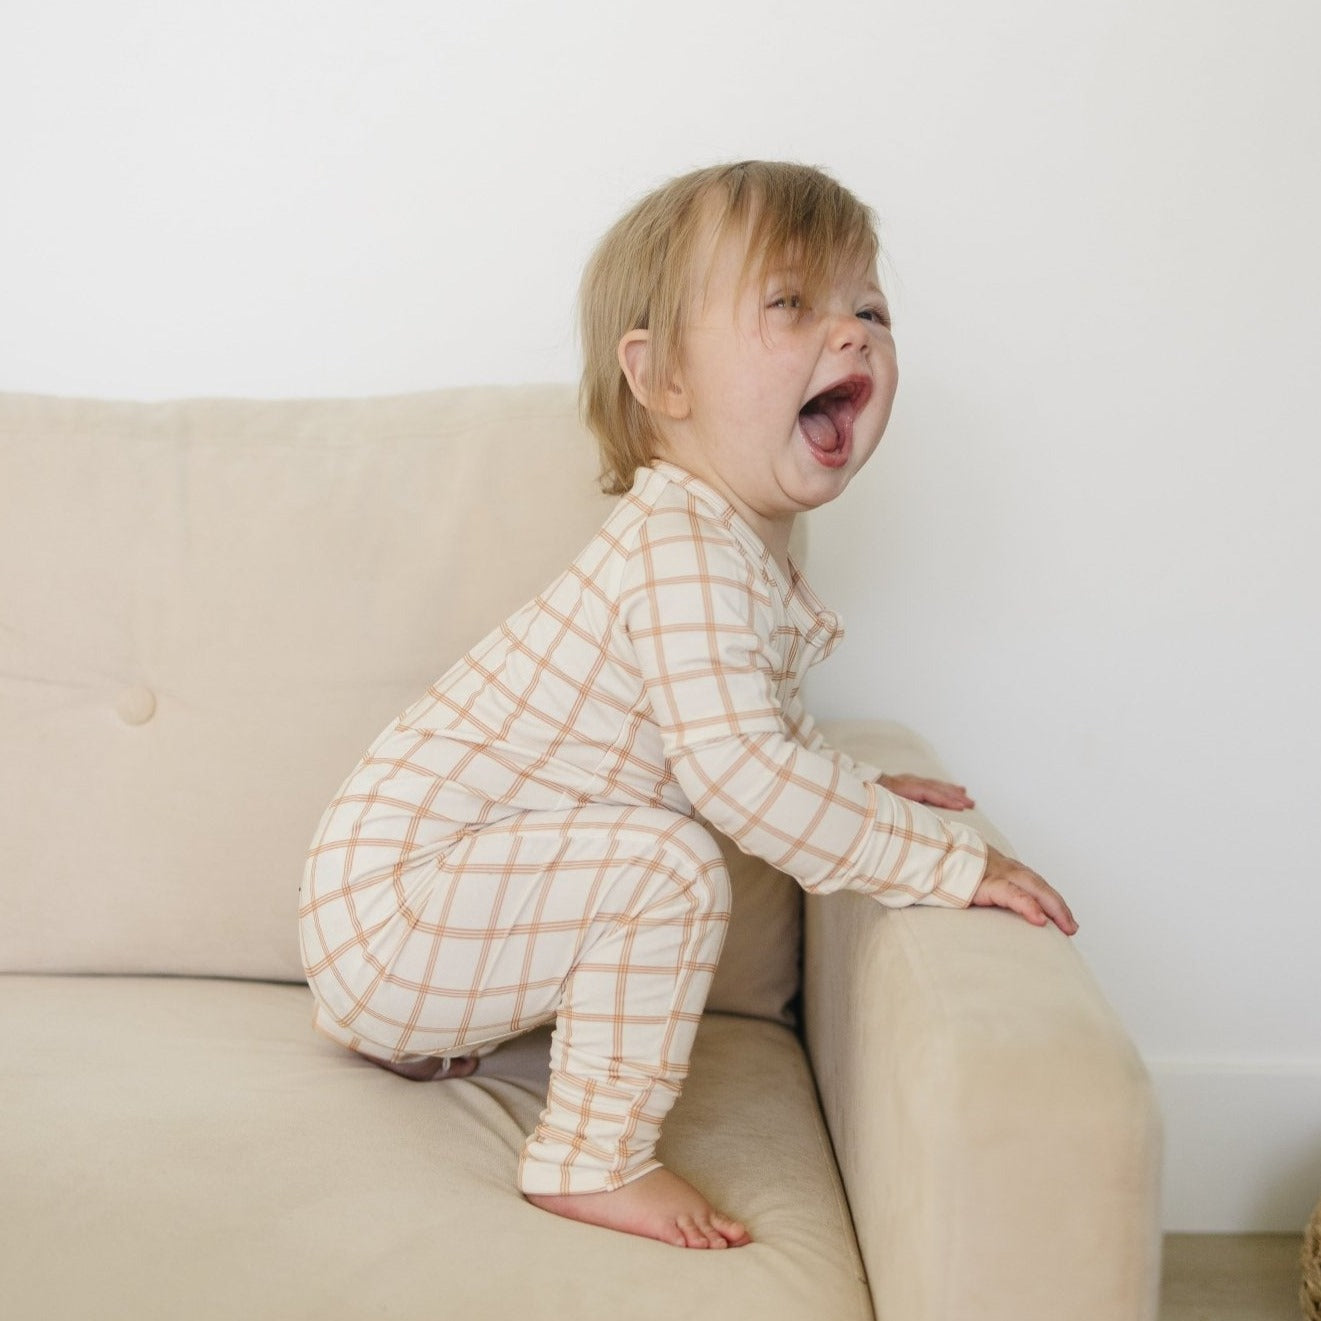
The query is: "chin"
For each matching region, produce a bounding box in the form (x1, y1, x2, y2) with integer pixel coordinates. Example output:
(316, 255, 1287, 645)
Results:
(782, 471, 855, 515)
(797, 443, 861, 484)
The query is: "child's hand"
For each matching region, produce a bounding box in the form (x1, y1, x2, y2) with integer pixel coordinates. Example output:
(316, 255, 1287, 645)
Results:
(879, 773, 975, 811)
(972, 846, 1078, 936)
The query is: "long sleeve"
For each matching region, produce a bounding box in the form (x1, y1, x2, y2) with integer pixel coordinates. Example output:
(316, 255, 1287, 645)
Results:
(781, 689, 886, 785)
(618, 511, 986, 908)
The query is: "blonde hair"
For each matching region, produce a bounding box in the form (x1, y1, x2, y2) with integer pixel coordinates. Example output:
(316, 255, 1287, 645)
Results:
(579, 161, 881, 495)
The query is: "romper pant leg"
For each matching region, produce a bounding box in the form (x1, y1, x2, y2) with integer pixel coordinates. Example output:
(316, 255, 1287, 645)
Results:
(514, 808, 731, 1195)
(301, 803, 730, 1195)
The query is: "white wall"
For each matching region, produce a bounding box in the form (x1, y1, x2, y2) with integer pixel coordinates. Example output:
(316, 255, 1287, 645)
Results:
(3, 0, 1318, 1232)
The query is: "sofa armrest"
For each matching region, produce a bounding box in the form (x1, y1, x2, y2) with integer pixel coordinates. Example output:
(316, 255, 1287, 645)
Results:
(802, 725, 1163, 1321)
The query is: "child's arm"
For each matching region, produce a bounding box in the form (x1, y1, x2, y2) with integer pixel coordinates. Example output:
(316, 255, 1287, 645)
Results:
(781, 692, 886, 782)
(621, 518, 987, 910)
(621, 511, 1076, 933)
(783, 692, 975, 811)
(786, 703, 1073, 931)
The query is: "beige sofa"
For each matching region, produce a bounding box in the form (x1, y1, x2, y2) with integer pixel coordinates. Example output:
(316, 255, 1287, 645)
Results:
(0, 385, 1162, 1321)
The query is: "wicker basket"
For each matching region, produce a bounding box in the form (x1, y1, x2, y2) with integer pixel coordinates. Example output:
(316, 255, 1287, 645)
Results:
(1303, 1198, 1321, 1321)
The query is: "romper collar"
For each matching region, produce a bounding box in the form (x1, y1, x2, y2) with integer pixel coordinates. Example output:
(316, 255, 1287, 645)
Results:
(640, 462, 846, 662)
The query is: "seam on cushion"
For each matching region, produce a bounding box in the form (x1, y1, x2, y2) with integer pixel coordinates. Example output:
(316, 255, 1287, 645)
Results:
(801, 1035, 874, 1300)
(888, 911, 958, 1321)
(0, 396, 583, 446)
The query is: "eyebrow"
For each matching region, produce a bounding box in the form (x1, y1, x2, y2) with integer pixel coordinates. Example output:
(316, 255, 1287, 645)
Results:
(760, 267, 887, 295)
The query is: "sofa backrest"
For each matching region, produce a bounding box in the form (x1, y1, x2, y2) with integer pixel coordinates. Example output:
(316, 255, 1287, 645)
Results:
(0, 386, 802, 1022)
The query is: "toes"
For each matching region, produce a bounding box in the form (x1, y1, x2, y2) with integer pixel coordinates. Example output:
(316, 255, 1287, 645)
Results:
(676, 1213, 746, 1249)
(693, 1216, 721, 1249)
(702, 1222, 728, 1249)
(689, 1215, 727, 1249)
(713, 1212, 752, 1246)
(675, 1214, 710, 1248)
(373, 1053, 480, 1082)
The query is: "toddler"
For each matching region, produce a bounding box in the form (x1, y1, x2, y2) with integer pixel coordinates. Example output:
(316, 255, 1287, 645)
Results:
(298, 160, 1076, 1251)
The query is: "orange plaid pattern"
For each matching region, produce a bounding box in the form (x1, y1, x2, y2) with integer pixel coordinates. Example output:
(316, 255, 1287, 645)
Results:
(299, 461, 987, 1192)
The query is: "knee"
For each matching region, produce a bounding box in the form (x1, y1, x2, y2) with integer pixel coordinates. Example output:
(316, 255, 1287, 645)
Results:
(577, 806, 731, 922)
(656, 816, 731, 918)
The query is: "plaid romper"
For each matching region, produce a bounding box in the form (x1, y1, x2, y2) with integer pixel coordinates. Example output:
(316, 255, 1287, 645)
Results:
(299, 461, 987, 1195)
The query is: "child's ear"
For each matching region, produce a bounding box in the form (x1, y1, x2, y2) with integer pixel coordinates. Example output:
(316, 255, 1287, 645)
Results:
(618, 331, 690, 421)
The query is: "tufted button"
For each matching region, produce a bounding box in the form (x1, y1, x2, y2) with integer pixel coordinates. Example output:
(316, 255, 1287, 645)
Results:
(116, 685, 157, 725)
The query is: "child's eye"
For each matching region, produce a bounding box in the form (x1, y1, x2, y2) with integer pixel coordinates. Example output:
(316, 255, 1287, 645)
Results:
(768, 292, 803, 311)
(858, 305, 892, 328)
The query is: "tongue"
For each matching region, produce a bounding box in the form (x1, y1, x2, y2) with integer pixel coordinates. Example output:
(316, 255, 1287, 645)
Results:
(799, 406, 842, 453)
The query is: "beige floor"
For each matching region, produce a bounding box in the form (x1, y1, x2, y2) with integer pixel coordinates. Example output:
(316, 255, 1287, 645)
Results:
(1160, 1234, 1306, 1321)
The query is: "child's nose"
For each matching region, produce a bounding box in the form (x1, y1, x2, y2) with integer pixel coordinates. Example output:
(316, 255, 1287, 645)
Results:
(828, 310, 868, 353)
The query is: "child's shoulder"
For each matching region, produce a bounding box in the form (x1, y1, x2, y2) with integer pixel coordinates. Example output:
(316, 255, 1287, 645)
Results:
(602, 465, 770, 607)
(612, 465, 751, 560)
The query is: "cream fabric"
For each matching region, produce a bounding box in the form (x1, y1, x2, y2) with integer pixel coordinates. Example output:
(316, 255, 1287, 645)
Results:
(0, 977, 873, 1321)
(300, 459, 982, 909)
(805, 720, 1164, 1321)
(0, 386, 1163, 1320)
(298, 462, 983, 1195)
(305, 804, 733, 1194)
(0, 387, 800, 1023)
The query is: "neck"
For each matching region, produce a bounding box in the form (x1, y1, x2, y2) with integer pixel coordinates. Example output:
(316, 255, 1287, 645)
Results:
(652, 451, 794, 573)
(759, 518, 794, 574)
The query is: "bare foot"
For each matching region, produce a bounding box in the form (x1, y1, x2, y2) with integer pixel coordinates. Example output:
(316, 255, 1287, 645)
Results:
(370, 1054, 480, 1082)
(525, 1166, 751, 1248)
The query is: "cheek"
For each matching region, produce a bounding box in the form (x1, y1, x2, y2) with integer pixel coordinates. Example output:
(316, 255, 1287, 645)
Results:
(858, 361, 899, 458)
(877, 336, 899, 383)
(688, 344, 756, 404)
(707, 362, 773, 418)
(880, 362, 899, 409)
(874, 350, 899, 413)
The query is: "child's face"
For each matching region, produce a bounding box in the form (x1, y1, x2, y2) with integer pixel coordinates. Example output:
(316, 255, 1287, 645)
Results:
(654, 223, 898, 558)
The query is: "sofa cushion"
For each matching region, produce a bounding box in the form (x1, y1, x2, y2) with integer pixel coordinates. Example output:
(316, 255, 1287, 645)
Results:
(0, 976, 872, 1321)
(0, 388, 800, 1023)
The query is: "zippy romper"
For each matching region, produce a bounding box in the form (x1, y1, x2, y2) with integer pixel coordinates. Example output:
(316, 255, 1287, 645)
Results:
(299, 461, 986, 1195)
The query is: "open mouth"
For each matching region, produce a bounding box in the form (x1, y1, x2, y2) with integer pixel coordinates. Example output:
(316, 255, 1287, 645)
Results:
(797, 376, 872, 467)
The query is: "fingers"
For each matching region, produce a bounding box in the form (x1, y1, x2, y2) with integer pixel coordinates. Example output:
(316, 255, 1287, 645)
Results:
(880, 774, 976, 811)
(924, 782, 975, 810)
(974, 848, 1079, 936)
(1034, 881, 1078, 936)
(1009, 868, 1078, 935)
(1001, 880, 1049, 927)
